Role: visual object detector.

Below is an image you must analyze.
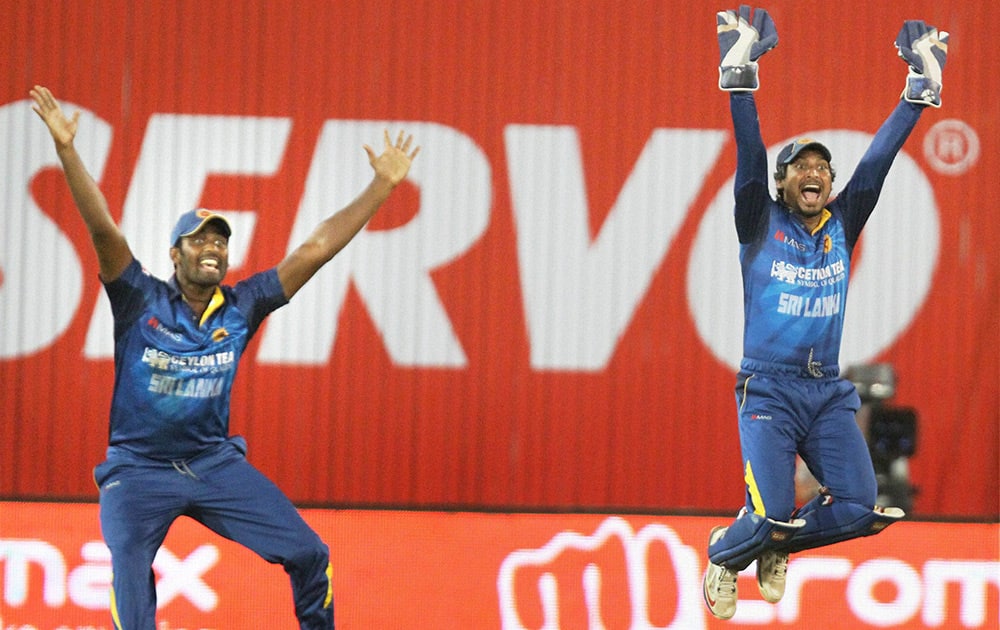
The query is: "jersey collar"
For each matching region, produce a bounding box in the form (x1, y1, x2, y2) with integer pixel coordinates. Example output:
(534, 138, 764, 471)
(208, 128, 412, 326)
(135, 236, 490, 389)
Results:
(167, 275, 227, 327)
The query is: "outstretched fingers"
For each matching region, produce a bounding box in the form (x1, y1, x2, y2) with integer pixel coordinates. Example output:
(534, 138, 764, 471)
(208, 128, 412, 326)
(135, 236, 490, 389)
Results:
(389, 128, 420, 159)
(401, 133, 419, 160)
(369, 129, 420, 161)
(29, 85, 80, 145)
(363, 129, 420, 185)
(30, 85, 54, 115)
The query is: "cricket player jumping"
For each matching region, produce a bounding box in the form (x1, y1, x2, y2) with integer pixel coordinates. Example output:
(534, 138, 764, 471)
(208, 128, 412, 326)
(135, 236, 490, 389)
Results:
(703, 6, 949, 620)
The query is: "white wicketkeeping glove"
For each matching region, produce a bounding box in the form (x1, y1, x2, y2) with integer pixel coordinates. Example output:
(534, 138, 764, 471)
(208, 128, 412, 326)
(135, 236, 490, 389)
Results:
(716, 5, 778, 91)
(895, 20, 949, 107)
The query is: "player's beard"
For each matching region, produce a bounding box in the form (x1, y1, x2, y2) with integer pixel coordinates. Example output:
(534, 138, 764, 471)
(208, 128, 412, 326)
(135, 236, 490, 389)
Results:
(179, 255, 227, 288)
(793, 202, 826, 218)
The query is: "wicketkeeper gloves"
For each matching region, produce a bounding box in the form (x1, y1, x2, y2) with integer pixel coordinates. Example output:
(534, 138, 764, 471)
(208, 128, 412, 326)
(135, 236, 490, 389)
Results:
(895, 20, 949, 107)
(716, 5, 778, 91)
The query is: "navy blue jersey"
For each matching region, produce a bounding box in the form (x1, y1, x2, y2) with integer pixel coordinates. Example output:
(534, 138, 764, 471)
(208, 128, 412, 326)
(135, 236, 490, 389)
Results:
(730, 93, 922, 376)
(103, 259, 288, 459)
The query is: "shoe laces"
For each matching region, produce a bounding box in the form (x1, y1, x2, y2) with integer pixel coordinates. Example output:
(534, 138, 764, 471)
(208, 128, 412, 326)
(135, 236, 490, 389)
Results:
(717, 567, 738, 595)
(769, 553, 788, 579)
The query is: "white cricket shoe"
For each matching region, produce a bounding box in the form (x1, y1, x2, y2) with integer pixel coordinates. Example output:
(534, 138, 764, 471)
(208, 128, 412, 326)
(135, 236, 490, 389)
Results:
(756, 549, 789, 603)
(703, 526, 739, 620)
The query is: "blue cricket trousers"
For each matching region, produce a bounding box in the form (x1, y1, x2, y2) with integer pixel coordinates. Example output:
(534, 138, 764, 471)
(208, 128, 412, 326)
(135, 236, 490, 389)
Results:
(708, 370, 882, 570)
(735, 371, 876, 521)
(94, 437, 334, 630)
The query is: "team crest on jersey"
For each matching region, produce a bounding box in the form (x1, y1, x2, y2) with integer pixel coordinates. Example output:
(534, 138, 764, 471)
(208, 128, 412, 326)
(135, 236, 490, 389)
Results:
(142, 347, 171, 370)
(823, 234, 832, 253)
(211, 328, 229, 342)
(770, 260, 799, 284)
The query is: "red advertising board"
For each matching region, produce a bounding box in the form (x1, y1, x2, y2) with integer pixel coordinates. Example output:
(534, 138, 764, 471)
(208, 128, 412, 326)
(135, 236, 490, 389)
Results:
(1, 502, 998, 629)
(0, 0, 997, 518)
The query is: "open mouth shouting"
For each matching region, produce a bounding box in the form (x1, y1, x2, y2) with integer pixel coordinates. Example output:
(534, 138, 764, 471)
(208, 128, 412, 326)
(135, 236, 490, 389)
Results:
(800, 182, 823, 206)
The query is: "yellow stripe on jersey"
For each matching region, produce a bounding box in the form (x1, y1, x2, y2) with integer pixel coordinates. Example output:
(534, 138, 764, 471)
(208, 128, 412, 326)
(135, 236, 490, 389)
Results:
(809, 208, 833, 235)
(738, 374, 755, 414)
(199, 286, 226, 327)
(744, 460, 766, 516)
(324, 561, 333, 608)
(110, 577, 123, 630)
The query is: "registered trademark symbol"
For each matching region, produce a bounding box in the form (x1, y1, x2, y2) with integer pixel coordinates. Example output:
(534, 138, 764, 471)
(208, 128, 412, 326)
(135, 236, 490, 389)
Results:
(923, 119, 980, 176)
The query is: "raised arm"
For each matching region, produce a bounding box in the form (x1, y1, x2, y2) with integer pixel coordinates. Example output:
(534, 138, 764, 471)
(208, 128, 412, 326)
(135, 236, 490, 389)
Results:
(717, 6, 778, 242)
(30, 86, 132, 282)
(275, 129, 419, 299)
(836, 20, 949, 242)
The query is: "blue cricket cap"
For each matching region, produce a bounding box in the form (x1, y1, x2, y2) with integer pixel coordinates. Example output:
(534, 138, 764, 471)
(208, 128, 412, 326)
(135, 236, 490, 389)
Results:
(170, 209, 231, 246)
(777, 138, 832, 166)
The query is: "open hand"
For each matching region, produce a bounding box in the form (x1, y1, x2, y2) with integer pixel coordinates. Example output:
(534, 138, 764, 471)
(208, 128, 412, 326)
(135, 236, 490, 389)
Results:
(364, 129, 420, 187)
(29, 85, 80, 148)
